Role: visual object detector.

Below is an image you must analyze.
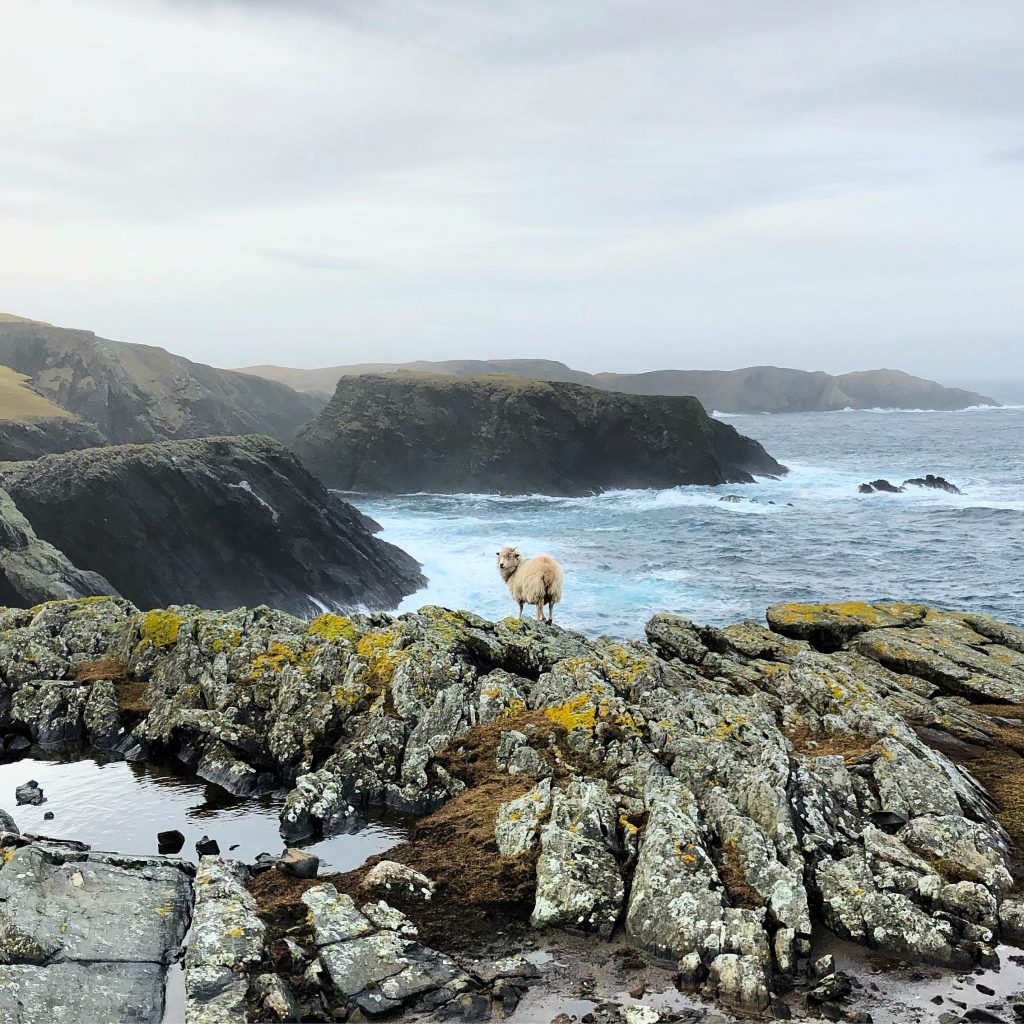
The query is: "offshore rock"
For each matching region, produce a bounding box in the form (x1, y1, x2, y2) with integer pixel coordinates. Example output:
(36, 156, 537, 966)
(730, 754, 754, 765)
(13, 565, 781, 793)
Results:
(292, 373, 786, 495)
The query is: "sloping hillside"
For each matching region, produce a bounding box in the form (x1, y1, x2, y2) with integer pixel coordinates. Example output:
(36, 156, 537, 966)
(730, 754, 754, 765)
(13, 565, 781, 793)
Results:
(240, 357, 997, 412)
(0, 315, 325, 447)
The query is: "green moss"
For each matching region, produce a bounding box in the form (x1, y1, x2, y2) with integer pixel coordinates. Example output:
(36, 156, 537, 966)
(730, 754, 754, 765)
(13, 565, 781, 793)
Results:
(139, 610, 182, 649)
(307, 613, 360, 643)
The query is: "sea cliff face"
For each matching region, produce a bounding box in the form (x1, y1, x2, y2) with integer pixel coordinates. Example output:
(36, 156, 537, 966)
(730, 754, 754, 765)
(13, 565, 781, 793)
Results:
(0, 316, 324, 448)
(0, 436, 424, 615)
(292, 374, 785, 494)
(1, 598, 1023, 1022)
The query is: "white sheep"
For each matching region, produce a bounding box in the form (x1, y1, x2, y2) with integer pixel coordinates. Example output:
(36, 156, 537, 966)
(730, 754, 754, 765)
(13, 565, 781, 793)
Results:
(496, 545, 564, 624)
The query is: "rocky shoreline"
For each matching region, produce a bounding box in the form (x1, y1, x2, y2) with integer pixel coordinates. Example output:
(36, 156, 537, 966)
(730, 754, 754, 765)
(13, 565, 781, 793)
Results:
(3, 597, 1024, 1022)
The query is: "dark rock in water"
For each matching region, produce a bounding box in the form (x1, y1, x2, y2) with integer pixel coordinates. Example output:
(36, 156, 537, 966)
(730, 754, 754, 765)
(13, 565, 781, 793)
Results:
(292, 374, 786, 495)
(42, 811, 54, 821)
(15, 781, 45, 806)
(0, 486, 119, 607)
(195, 835, 220, 856)
(157, 829, 185, 854)
(1, 435, 424, 615)
(719, 494, 745, 503)
(0, 809, 19, 835)
(278, 847, 320, 879)
(903, 474, 963, 494)
(252, 852, 279, 875)
(0, 313, 325, 447)
(859, 478, 904, 494)
(965, 1009, 1007, 1024)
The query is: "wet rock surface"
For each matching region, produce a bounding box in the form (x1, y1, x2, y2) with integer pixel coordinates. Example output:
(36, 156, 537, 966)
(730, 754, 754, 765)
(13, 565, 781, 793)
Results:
(3, 597, 1024, 1020)
(0, 835, 193, 1023)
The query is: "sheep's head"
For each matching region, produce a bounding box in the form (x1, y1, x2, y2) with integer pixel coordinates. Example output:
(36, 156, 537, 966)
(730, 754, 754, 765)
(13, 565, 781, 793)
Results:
(496, 545, 522, 581)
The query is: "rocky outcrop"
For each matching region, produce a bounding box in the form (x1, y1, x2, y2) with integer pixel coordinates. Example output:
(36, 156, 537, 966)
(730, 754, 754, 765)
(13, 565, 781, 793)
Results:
(0, 315, 324, 449)
(3, 597, 1024, 1018)
(0, 436, 423, 615)
(0, 417, 107, 462)
(859, 474, 963, 495)
(292, 374, 785, 494)
(241, 358, 999, 412)
(0, 486, 119, 607)
(0, 835, 192, 1024)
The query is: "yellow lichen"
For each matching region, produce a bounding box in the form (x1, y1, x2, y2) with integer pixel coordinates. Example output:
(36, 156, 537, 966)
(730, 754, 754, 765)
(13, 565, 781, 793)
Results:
(544, 694, 598, 731)
(251, 642, 299, 678)
(139, 610, 182, 649)
(307, 614, 361, 643)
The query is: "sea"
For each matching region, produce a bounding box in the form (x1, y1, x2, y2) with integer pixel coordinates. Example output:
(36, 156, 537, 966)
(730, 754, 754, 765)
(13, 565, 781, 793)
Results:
(353, 404, 1024, 639)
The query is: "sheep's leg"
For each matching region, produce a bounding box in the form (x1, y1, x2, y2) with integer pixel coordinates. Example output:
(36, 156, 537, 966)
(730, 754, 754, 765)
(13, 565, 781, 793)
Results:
(535, 603, 544, 622)
(547, 602, 554, 625)
(518, 600, 524, 618)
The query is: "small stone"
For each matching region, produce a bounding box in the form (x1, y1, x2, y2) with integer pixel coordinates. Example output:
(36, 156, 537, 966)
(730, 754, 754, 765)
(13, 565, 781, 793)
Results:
(976, 984, 996, 996)
(16, 780, 45, 805)
(157, 829, 185, 854)
(813, 954, 836, 979)
(43, 811, 54, 820)
(279, 847, 320, 879)
(965, 1010, 1007, 1024)
(629, 984, 646, 999)
(195, 835, 220, 856)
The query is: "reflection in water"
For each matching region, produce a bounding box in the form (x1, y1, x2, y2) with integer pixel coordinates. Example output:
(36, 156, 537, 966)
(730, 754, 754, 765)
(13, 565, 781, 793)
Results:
(0, 748, 408, 871)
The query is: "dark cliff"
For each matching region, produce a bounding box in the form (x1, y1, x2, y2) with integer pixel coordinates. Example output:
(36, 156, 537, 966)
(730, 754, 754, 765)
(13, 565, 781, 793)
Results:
(292, 374, 785, 495)
(1, 436, 424, 615)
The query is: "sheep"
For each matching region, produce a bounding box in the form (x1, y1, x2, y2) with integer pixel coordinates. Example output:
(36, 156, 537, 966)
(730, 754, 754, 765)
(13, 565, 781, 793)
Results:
(496, 545, 564, 624)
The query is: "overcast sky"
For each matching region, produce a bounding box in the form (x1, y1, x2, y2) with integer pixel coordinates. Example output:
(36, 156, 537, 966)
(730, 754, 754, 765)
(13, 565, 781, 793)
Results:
(2, 1, 1022, 378)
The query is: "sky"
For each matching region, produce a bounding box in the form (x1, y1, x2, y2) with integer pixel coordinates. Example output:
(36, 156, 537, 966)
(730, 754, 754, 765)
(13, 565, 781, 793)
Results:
(2, 0, 1022, 379)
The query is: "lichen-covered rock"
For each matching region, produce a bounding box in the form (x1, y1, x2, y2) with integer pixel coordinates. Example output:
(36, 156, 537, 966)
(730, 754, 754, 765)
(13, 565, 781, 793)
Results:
(361, 861, 435, 900)
(300, 883, 471, 1015)
(707, 952, 771, 1013)
(495, 779, 553, 857)
(184, 858, 264, 1024)
(531, 777, 624, 938)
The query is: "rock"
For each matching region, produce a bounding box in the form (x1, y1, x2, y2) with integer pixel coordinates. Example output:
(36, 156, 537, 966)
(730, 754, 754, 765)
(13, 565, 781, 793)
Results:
(361, 860, 435, 899)
(622, 1006, 661, 1024)
(184, 858, 265, 1024)
(707, 953, 771, 1013)
(0, 839, 191, 1024)
(903, 474, 962, 494)
(1000, 896, 1024, 944)
(813, 954, 836, 978)
(808, 972, 854, 1003)
(965, 1010, 1008, 1024)
(495, 779, 553, 857)
(0, 486, 119, 607)
(250, 973, 301, 1022)
(2, 436, 424, 615)
(42, 811, 54, 820)
(278, 847, 320, 879)
(300, 883, 470, 1014)
(767, 600, 928, 649)
(158, 829, 185, 854)
(14, 781, 44, 806)
(0, 810, 19, 835)
(292, 374, 786, 495)
(195, 836, 220, 857)
(859, 478, 903, 493)
(531, 778, 624, 938)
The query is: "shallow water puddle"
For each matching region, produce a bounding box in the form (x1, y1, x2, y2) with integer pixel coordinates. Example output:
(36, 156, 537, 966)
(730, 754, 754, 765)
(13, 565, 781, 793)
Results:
(0, 750, 409, 869)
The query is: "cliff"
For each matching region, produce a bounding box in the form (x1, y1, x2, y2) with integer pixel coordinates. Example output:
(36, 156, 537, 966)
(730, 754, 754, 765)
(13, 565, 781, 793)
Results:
(0, 435, 424, 615)
(291, 373, 785, 494)
(0, 315, 325, 450)
(239, 358, 998, 412)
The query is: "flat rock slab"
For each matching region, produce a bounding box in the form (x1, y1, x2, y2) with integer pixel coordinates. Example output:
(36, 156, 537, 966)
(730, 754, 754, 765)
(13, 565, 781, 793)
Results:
(0, 839, 193, 1024)
(0, 962, 165, 1024)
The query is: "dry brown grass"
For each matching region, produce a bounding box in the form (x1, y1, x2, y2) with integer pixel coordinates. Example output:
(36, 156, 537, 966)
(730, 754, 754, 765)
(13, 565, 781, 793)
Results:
(0, 365, 73, 421)
(71, 656, 132, 683)
(717, 838, 762, 910)
(786, 726, 879, 761)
